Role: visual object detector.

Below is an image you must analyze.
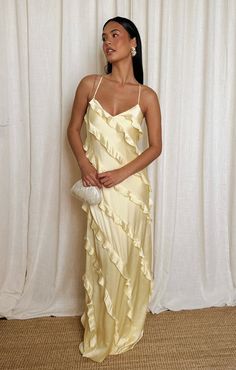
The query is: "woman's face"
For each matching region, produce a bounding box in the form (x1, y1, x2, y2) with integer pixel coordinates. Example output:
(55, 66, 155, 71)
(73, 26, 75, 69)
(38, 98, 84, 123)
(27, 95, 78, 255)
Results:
(102, 21, 136, 63)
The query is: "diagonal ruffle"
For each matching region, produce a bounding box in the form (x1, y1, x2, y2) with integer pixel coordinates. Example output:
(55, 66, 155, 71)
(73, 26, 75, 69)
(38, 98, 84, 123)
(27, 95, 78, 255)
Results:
(85, 98, 151, 192)
(81, 149, 152, 222)
(114, 183, 152, 222)
(83, 233, 120, 346)
(82, 271, 120, 348)
(86, 122, 124, 164)
(89, 98, 144, 140)
(90, 219, 133, 319)
(96, 199, 153, 282)
(134, 172, 152, 192)
(82, 274, 97, 348)
(84, 120, 152, 196)
(83, 207, 134, 320)
(102, 116, 141, 155)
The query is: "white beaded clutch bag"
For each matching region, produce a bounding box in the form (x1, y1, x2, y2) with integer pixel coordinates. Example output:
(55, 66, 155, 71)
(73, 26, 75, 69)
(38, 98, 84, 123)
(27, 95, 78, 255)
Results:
(71, 179, 102, 205)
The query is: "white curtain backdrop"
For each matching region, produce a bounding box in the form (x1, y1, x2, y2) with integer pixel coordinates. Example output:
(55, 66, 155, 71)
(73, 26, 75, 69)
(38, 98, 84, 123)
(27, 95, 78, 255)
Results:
(0, 0, 235, 320)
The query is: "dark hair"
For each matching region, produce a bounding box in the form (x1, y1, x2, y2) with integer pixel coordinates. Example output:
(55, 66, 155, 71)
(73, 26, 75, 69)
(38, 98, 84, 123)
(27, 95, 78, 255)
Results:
(102, 16, 144, 84)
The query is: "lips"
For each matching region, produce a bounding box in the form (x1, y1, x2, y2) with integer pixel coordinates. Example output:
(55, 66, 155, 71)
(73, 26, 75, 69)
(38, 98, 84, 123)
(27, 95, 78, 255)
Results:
(106, 47, 116, 55)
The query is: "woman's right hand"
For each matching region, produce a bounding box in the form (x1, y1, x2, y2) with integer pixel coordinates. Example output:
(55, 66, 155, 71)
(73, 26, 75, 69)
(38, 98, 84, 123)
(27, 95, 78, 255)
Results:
(79, 158, 103, 188)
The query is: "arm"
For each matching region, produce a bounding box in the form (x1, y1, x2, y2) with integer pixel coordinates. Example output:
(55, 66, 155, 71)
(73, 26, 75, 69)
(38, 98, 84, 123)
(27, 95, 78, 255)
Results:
(121, 88, 162, 177)
(67, 76, 91, 167)
(67, 75, 103, 188)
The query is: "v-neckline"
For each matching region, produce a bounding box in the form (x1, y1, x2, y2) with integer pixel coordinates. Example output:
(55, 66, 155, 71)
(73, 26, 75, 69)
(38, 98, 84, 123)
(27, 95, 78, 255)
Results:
(89, 97, 142, 118)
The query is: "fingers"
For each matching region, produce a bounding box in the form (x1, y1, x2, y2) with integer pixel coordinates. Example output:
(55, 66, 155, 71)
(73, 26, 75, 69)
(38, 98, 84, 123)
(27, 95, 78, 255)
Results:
(97, 172, 112, 187)
(82, 173, 103, 188)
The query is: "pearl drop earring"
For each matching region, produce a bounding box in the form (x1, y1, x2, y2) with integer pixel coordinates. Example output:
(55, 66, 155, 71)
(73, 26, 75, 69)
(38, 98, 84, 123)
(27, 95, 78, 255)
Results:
(131, 46, 137, 57)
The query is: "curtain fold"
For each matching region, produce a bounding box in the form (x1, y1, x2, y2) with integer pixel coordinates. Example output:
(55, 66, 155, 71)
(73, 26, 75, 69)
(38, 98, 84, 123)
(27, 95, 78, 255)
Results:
(0, 0, 235, 319)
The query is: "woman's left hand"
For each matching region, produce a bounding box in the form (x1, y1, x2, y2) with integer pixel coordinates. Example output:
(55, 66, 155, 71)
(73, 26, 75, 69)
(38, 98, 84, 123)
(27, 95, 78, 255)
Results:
(97, 168, 128, 188)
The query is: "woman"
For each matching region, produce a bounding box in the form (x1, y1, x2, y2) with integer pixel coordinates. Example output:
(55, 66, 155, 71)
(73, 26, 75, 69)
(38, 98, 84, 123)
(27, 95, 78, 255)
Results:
(67, 16, 162, 363)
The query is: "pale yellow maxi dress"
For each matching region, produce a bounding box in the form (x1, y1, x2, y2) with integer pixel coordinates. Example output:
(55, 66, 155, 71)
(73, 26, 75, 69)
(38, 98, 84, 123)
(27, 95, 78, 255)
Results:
(79, 75, 154, 362)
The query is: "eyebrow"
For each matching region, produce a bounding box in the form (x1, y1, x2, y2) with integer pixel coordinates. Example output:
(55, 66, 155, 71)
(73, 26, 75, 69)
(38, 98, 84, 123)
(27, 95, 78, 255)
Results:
(102, 29, 120, 36)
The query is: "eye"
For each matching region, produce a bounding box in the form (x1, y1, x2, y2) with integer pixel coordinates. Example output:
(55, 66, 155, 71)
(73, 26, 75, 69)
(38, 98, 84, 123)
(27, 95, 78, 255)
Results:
(101, 33, 119, 42)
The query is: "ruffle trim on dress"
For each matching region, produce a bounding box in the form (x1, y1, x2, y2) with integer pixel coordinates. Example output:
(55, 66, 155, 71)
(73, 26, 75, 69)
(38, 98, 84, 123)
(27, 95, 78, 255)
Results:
(84, 124, 152, 197)
(97, 199, 153, 281)
(102, 116, 141, 155)
(113, 123, 140, 155)
(85, 101, 152, 194)
(113, 184, 152, 222)
(85, 232, 121, 345)
(82, 135, 90, 155)
(132, 172, 153, 210)
(104, 289, 120, 345)
(81, 205, 153, 349)
(82, 274, 97, 348)
(86, 102, 142, 155)
(82, 149, 153, 222)
(82, 139, 100, 169)
(86, 122, 124, 164)
(89, 217, 134, 320)
(83, 114, 88, 125)
(89, 98, 144, 140)
(82, 271, 120, 348)
(134, 172, 152, 193)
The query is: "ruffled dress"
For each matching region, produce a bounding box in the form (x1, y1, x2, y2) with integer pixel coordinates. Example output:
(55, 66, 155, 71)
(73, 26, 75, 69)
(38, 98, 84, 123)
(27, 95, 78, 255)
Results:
(79, 75, 154, 362)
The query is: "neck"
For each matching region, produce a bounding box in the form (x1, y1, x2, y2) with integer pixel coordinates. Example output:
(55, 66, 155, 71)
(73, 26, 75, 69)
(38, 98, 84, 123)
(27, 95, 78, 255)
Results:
(107, 59, 136, 86)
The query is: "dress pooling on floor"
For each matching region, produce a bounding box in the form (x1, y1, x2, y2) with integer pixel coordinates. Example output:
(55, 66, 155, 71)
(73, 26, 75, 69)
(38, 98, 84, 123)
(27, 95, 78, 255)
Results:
(79, 75, 154, 362)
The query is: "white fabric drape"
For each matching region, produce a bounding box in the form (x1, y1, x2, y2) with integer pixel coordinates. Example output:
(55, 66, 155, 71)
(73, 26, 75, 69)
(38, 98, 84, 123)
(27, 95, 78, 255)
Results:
(0, 0, 235, 319)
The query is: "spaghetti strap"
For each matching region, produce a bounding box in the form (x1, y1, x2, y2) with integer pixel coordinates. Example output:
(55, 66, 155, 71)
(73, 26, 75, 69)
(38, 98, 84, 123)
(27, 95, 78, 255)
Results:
(93, 75, 103, 99)
(138, 84, 141, 105)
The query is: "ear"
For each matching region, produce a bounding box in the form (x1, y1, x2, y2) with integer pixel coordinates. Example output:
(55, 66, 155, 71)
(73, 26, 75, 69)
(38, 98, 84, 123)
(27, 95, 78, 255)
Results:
(131, 37, 137, 48)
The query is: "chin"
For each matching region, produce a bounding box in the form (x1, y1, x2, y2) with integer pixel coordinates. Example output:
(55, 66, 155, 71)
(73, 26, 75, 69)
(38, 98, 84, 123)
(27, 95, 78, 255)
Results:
(106, 54, 116, 60)
(106, 55, 122, 63)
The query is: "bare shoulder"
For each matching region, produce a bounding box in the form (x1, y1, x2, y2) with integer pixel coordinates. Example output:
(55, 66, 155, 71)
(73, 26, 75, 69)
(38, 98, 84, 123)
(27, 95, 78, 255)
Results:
(139, 84, 161, 122)
(76, 73, 99, 91)
(75, 73, 101, 102)
(141, 84, 160, 108)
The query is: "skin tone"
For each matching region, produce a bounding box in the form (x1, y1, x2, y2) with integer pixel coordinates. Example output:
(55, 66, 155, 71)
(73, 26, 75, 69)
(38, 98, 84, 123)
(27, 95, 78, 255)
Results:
(67, 20, 162, 188)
